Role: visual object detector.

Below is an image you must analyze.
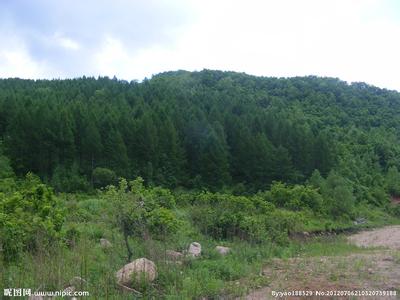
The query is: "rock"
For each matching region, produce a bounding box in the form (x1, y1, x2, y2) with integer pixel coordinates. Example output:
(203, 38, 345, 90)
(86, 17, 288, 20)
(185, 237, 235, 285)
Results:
(116, 258, 157, 287)
(69, 276, 87, 287)
(65, 239, 75, 248)
(166, 250, 184, 261)
(100, 238, 112, 249)
(354, 218, 367, 225)
(188, 242, 201, 257)
(215, 246, 230, 255)
(382, 256, 393, 261)
(302, 231, 310, 237)
(63, 286, 75, 293)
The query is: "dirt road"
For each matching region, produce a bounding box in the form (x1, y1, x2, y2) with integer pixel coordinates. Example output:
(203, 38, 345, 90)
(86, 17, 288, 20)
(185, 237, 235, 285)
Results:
(348, 225, 400, 249)
(244, 226, 400, 299)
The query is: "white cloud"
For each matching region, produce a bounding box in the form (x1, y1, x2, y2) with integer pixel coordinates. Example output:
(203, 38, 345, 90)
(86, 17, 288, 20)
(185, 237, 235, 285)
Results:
(0, 34, 54, 78)
(1, 0, 399, 90)
(53, 33, 80, 50)
(166, 0, 400, 90)
(93, 35, 179, 79)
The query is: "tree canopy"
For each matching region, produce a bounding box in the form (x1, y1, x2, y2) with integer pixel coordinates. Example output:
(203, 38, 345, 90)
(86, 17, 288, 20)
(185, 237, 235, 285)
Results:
(1, 70, 400, 194)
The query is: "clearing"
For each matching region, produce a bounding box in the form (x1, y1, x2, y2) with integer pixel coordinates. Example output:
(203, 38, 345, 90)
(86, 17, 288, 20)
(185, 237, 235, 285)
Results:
(244, 226, 400, 299)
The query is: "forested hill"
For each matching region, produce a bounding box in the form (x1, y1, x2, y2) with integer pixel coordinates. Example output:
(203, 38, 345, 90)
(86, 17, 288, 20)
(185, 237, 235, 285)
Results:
(1, 70, 400, 194)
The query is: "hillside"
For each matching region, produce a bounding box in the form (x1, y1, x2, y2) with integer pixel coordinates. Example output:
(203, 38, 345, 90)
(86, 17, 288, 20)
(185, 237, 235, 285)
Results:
(1, 70, 400, 194)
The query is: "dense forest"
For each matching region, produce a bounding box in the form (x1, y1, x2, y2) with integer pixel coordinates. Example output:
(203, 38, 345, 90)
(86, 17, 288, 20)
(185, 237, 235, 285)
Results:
(1, 70, 400, 195)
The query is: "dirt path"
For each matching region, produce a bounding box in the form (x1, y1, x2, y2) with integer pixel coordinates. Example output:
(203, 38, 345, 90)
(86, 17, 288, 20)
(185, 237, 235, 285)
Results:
(243, 226, 400, 300)
(348, 225, 400, 249)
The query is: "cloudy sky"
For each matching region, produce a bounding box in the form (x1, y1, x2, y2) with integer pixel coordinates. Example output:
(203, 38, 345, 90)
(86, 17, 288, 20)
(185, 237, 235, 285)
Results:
(0, 0, 399, 90)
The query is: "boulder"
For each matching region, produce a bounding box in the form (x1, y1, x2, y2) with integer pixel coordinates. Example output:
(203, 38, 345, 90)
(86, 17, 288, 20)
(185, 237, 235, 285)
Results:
(215, 246, 230, 255)
(116, 258, 157, 287)
(69, 276, 87, 287)
(100, 238, 112, 249)
(188, 242, 201, 257)
(166, 250, 184, 261)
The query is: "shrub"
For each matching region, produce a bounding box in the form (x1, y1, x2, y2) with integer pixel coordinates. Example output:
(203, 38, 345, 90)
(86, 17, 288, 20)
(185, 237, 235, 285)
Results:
(0, 154, 14, 179)
(264, 182, 323, 212)
(92, 167, 117, 188)
(51, 165, 90, 192)
(188, 191, 302, 243)
(386, 166, 400, 196)
(322, 172, 355, 218)
(147, 186, 176, 209)
(147, 207, 181, 238)
(103, 178, 180, 260)
(0, 174, 65, 261)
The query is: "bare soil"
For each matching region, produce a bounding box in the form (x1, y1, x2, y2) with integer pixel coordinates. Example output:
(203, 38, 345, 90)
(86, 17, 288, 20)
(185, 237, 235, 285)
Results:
(348, 225, 400, 249)
(242, 226, 400, 300)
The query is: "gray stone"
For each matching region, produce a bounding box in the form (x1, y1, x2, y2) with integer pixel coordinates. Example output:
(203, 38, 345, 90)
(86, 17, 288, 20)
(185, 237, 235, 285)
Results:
(188, 242, 201, 257)
(215, 246, 231, 255)
(116, 258, 157, 287)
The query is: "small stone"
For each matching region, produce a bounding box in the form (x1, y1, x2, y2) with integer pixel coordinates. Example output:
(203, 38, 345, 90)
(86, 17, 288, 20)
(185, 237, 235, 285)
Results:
(100, 238, 112, 249)
(188, 242, 201, 257)
(69, 276, 87, 287)
(215, 246, 231, 255)
(166, 250, 184, 260)
(63, 286, 75, 293)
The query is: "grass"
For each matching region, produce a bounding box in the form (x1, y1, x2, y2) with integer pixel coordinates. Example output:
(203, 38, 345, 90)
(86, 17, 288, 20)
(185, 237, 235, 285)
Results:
(291, 235, 374, 258)
(393, 251, 400, 264)
(2, 194, 399, 299)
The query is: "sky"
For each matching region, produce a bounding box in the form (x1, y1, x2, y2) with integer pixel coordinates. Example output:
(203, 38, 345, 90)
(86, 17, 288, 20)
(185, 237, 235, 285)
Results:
(0, 0, 399, 91)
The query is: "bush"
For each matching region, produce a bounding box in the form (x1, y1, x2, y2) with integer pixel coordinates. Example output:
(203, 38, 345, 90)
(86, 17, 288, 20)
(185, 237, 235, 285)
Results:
(147, 207, 181, 238)
(0, 174, 65, 261)
(386, 166, 400, 196)
(190, 192, 257, 240)
(0, 154, 14, 179)
(51, 165, 90, 192)
(103, 178, 181, 259)
(188, 191, 302, 243)
(264, 182, 323, 212)
(92, 167, 117, 188)
(322, 172, 355, 218)
(147, 186, 176, 209)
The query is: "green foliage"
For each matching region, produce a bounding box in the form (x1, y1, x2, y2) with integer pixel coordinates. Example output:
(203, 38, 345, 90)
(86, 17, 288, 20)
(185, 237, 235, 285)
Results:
(0, 154, 14, 179)
(148, 186, 176, 209)
(265, 182, 323, 212)
(92, 167, 117, 188)
(0, 148, 16, 193)
(103, 178, 180, 259)
(386, 166, 400, 196)
(188, 191, 305, 243)
(51, 164, 90, 192)
(147, 207, 181, 239)
(3, 71, 397, 192)
(322, 172, 355, 219)
(0, 174, 65, 261)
